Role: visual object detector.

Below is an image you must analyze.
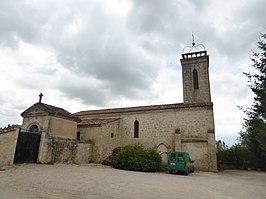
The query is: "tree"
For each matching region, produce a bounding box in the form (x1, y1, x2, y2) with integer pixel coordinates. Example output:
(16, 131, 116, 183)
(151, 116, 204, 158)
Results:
(240, 33, 266, 170)
(216, 140, 249, 170)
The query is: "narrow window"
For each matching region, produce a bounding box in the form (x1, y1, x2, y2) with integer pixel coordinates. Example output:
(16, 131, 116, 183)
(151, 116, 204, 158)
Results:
(111, 133, 114, 138)
(77, 131, 81, 140)
(193, 69, 199, 89)
(134, 120, 139, 138)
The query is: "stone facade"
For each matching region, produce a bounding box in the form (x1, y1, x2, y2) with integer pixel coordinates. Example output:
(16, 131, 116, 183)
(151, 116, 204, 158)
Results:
(21, 103, 79, 140)
(74, 49, 217, 172)
(1, 49, 217, 172)
(78, 118, 120, 162)
(18, 103, 93, 165)
(181, 51, 211, 104)
(76, 102, 216, 171)
(38, 135, 92, 164)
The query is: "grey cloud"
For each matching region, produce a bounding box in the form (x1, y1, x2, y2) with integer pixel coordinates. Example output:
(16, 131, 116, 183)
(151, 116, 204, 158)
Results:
(60, 84, 111, 107)
(126, 0, 265, 72)
(126, 0, 216, 57)
(15, 70, 57, 90)
(237, 0, 266, 28)
(44, 6, 160, 104)
(0, 0, 48, 48)
(0, 0, 161, 106)
(33, 67, 57, 75)
(54, 34, 158, 103)
(1, 0, 265, 110)
(188, 0, 209, 10)
(207, 1, 266, 63)
(211, 73, 252, 103)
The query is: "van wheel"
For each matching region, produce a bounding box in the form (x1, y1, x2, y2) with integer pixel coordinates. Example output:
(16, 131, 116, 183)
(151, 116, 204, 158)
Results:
(191, 166, 195, 173)
(169, 170, 173, 174)
(185, 170, 189, 176)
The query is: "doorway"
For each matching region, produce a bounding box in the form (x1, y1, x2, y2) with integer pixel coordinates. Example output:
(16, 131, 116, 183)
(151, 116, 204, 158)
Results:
(14, 126, 41, 164)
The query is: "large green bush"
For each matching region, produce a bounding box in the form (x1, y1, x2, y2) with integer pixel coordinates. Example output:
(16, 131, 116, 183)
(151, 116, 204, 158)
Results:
(112, 145, 162, 172)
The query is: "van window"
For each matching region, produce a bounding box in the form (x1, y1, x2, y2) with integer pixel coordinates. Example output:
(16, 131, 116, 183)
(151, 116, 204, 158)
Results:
(170, 153, 176, 161)
(178, 154, 184, 161)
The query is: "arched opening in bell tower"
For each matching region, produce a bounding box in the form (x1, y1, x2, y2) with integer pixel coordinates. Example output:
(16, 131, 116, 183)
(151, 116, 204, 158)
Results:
(193, 69, 199, 90)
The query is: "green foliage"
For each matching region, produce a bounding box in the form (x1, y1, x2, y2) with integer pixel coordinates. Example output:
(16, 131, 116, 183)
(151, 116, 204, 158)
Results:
(112, 146, 123, 155)
(240, 119, 266, 168)
(217, 140, 249, 169)
(240, 33, 266, 170)
(112, 145, 162, 172)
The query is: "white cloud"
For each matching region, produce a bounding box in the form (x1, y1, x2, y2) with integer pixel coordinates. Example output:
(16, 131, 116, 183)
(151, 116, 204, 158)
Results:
(211, 72, 254, 145)
(0, 0, 265, 146)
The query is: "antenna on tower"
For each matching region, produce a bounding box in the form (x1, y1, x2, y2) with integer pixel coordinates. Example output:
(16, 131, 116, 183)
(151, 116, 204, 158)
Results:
(192, 32, 195, 47)
(182, 33, 205, 53)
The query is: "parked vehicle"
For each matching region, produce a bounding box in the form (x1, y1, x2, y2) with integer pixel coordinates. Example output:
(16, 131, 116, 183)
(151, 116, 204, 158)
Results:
(168, 152, 194, 175)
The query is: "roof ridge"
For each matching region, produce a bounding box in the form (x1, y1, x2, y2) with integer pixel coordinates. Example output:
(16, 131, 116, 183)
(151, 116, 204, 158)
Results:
(78, 118, 120, 127)
(74, 102, 213, 116)
(21, 102, 80, 122)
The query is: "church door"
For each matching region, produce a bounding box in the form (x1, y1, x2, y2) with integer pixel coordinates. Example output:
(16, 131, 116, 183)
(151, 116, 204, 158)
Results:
(14, 126, 41, 164)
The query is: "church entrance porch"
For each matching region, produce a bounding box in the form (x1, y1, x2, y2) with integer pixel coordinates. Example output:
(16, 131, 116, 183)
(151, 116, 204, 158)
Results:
(13, 129, 41, 164)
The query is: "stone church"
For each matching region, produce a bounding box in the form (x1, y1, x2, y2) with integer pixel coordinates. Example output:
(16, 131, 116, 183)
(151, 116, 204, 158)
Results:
(0, 47, 217, 172)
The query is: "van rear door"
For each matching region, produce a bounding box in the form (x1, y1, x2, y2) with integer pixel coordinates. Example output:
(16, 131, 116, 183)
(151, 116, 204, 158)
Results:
(169, 152, 177, 165)
(169, 152, 185, 169)
(176, 153, 186, 169)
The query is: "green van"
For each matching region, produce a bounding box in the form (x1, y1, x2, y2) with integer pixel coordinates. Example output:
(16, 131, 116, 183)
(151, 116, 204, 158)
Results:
(168, 152, 194, 175)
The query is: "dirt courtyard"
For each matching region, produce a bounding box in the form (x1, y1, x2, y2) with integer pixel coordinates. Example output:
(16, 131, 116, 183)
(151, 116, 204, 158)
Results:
(0, 164, 265, 199)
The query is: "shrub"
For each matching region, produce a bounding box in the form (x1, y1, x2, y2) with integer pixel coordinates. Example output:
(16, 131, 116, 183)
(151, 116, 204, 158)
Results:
(112, 145, 162, 172)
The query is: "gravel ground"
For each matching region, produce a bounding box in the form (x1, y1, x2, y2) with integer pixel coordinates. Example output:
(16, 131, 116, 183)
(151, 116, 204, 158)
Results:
(0, 164, 265, 199)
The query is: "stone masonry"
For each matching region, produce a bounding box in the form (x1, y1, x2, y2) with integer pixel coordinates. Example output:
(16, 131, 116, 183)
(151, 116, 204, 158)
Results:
(2, 48, 217, 172)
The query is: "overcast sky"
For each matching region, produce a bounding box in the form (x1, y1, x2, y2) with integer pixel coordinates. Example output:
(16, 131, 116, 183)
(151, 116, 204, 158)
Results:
(0, 0, 265, 146)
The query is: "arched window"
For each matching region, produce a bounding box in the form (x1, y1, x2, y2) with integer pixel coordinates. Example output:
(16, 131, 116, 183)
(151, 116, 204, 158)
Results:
(134, 120, 139, 138)
(193, 69, 199, 89)
(29, 125, 39, 133)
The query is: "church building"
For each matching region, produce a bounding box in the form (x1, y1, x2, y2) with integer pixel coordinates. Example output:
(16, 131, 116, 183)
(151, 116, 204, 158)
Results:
(2, 46, 217, 172)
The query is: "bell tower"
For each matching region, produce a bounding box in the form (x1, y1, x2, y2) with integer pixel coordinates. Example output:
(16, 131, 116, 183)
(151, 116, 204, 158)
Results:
(180, 38, 211, 104)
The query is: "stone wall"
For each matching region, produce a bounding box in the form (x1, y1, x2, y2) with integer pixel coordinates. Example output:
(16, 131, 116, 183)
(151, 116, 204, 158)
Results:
(119, 106, 216, 171)
(181, 51, 211, 104)
(48, 117, 77, 139)
(38, 134, 92, 164)
(20, 111, 91, 165)
(207, 131, 217, 172)
(22, 116, 78, 139)
(47, 136, 77, 163)
(22, 115, 50, 133)
(182, 141, 208, 170)
(79, 119, 120, 162)
(0, 128, 19, 167)
(78, 104, 217, 171)
(75, 141, 93, 164)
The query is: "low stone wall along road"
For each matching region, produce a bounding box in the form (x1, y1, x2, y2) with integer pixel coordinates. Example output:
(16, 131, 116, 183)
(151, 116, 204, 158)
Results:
(0, 164, 265, 199)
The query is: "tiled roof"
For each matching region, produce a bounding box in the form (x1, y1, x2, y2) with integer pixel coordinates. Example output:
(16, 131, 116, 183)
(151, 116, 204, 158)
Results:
(0, 124, 21, 134)
(78, 118, 120, 127)
(74, 102, 213, 116)
(21, 102, 80, 122)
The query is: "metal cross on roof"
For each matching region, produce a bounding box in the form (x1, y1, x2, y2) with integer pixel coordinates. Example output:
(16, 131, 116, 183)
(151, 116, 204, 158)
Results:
(39, 93, 43, 103)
